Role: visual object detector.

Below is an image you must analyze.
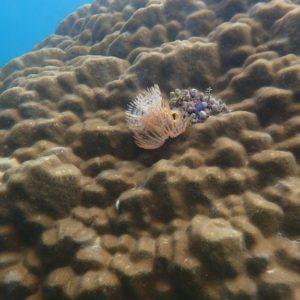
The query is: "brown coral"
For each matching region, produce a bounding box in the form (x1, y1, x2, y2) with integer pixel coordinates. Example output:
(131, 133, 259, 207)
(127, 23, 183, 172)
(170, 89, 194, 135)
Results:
(0, 0, 300, 299)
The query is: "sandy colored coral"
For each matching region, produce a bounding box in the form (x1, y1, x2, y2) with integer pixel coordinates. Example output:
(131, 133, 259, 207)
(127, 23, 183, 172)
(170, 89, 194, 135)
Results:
(0, 0, 300, 299)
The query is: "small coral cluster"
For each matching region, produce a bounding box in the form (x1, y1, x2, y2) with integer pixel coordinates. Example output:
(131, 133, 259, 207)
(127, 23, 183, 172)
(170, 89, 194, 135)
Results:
(169, 87, 229, 124)
(127, 85, 229, 149)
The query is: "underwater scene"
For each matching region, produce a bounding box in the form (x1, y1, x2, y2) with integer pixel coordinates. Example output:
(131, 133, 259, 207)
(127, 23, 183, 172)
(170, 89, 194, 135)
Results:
(0, 0, 300, 299)
(0, 0, 93, 67)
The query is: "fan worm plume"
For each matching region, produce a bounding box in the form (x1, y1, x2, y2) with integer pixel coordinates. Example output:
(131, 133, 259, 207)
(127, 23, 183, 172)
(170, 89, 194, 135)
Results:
(126, 85, 189, 149)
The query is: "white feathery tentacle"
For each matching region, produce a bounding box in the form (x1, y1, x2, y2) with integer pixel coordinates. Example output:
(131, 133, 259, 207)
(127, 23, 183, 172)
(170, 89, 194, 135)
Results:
(126, 85, 189, 149)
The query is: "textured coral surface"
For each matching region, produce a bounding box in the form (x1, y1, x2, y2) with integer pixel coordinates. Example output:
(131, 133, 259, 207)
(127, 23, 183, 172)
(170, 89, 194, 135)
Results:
(0, 0, 300, 299)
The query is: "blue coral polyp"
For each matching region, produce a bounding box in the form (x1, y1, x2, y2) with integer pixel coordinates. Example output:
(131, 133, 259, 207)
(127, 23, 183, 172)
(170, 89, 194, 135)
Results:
(195, 101, 204, 112)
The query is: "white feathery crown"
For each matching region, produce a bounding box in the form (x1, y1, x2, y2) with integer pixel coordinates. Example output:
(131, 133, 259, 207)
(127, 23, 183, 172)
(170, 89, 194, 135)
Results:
(126, 85, 188, 149)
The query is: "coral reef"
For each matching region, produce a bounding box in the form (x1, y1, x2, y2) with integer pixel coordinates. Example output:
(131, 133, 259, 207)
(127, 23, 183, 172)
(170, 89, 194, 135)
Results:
(0, 0, 300, 299)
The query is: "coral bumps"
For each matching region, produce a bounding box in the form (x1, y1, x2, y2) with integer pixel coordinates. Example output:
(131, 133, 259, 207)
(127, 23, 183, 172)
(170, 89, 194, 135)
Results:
(0, 0, 300, 299)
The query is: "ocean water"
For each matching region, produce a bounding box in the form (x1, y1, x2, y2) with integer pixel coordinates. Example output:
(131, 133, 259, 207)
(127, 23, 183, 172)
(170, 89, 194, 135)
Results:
(0, 0, 92, 67)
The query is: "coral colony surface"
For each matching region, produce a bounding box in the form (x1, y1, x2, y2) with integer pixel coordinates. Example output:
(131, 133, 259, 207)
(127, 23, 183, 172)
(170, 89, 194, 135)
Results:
(1, 0, 300, 299)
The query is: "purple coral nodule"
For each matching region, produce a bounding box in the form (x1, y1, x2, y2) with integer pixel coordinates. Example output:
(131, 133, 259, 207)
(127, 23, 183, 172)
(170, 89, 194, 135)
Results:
(195, 101, 204, 112)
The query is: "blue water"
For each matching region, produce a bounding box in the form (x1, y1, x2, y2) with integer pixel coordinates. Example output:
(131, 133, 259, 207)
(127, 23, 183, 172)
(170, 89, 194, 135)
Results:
(0, 0, 93, 68)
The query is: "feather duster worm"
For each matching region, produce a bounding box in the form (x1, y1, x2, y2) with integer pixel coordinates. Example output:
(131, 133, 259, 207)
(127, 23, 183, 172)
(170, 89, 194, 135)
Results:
(126, 85, 189, 149)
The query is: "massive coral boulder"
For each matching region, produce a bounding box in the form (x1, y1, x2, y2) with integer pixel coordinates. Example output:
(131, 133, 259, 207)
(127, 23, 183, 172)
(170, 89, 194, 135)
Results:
(0, 0, 300, 299)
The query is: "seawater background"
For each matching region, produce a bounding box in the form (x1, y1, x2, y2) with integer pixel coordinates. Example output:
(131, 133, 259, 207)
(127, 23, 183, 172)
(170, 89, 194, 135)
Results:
(0, 0, 93, 67)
